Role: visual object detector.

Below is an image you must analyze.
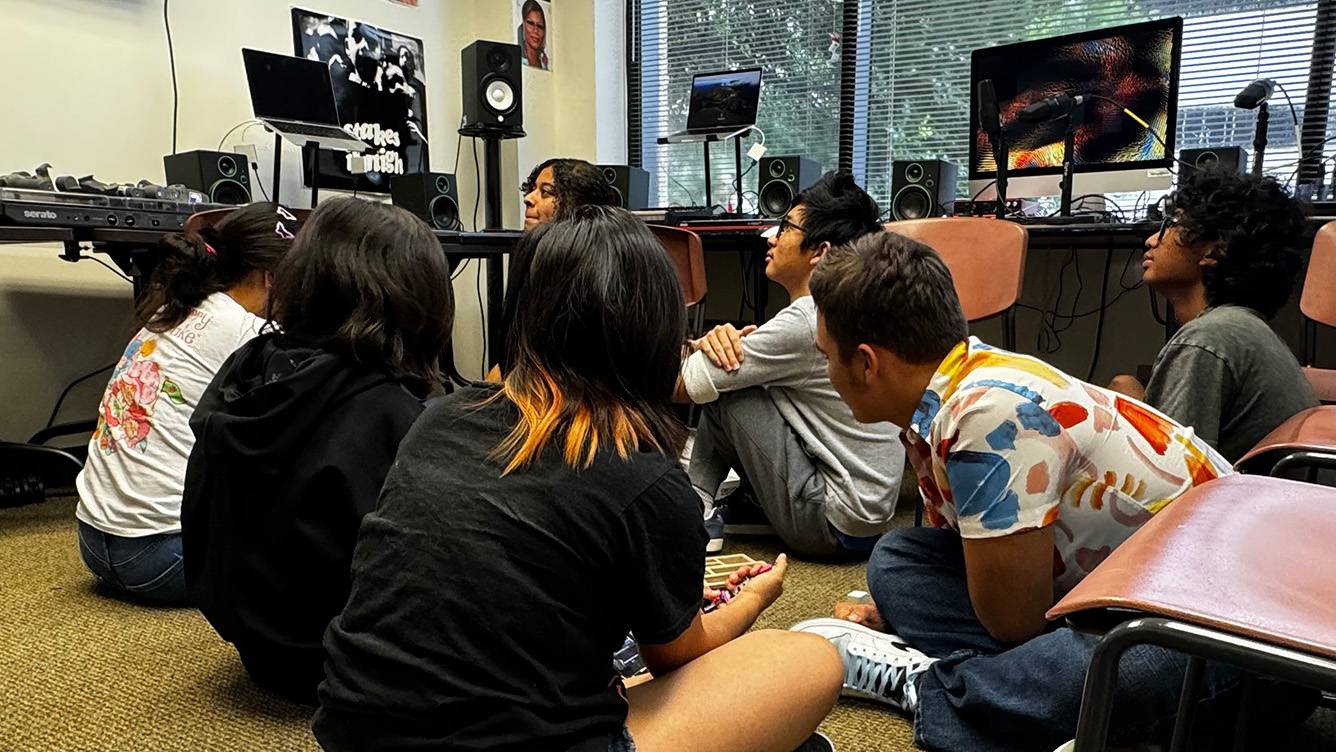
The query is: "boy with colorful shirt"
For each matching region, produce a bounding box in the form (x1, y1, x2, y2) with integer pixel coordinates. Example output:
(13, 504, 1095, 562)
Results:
(791, 231, 1236, 752)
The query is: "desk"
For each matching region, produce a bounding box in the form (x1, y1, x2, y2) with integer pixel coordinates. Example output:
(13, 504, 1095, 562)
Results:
(670, 219, 1166, 324)
(0, 225, 520, 338)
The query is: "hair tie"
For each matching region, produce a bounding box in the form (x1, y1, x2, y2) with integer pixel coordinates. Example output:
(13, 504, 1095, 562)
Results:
(204, 243, 218, 256)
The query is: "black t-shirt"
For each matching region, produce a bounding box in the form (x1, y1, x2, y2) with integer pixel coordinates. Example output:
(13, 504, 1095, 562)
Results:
(313, 386, 706, 752)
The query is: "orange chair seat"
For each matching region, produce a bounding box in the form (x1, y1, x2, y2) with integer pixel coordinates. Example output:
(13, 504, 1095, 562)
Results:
(1234, 405, 1336, 474)
(1048, 475, 1336, 660)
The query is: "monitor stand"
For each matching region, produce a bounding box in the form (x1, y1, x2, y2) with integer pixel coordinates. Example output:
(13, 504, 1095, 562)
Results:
(658, 129, 751, 216)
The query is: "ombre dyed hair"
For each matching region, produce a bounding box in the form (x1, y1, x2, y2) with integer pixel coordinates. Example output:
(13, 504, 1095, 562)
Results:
(491, 205, 687, 473)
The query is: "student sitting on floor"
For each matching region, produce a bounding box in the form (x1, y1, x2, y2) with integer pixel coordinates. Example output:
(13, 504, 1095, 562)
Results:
(790, 231, 1237, 752)
(180, 199, 453, 704)
(678, 171, 903, 559)
(75, 202, 302, 606)
(314, 206, 842, 752)
(1108, 168, 1316, 463)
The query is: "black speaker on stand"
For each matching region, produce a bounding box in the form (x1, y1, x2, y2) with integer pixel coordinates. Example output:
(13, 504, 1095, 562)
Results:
(163, 150, 251, 205)
(757, 156, 823, 218)
(459, 40, 526, 380)
(1178, 147, 1249, 181)
(889, 160, 957, 221)
(597, 165, 649, 210)
(392, 172, 463, 231)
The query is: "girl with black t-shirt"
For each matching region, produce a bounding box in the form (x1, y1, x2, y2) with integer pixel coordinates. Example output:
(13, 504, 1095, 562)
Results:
(314, 206, 842, 751)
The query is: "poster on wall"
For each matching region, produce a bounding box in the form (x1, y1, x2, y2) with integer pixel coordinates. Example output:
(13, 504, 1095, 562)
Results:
(515, 0, 552, 71)
(291, 8, 428, 192)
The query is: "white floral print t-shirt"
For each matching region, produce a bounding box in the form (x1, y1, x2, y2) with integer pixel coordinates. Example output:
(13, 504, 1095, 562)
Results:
(76, 293, 264, 537)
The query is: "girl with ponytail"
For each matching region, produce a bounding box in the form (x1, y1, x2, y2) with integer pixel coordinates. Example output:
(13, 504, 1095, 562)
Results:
(75, 202, 303, 606)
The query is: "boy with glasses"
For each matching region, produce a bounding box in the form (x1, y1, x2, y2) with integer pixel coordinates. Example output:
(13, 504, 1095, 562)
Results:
(1108, 169, 1315, 462)
(677, 171, 904, 558)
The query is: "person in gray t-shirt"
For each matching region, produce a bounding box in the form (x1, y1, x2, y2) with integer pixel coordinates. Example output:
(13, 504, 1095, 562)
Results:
(676, 172, 904, 559)
(1109, 169, 1316, 463)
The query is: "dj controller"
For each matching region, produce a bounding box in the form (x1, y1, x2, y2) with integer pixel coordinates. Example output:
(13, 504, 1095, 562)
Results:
(0, 164, 225, 232)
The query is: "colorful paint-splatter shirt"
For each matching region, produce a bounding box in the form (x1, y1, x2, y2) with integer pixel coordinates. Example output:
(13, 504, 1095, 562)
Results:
(903, 337, 1233, 596)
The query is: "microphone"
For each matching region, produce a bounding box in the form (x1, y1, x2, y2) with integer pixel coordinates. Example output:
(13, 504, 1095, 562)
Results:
(977, 79, 1001, 136)
(1234, 79, 1275, 109)
(1017, 93, 1087, 122)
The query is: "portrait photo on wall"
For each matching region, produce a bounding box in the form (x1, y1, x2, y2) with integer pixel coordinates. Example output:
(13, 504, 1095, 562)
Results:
(516, 0, 552, 71)
(291, 8, 428, 192)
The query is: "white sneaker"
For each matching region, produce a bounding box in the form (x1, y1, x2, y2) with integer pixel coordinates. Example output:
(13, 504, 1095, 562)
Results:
(791, 617, 937, 713)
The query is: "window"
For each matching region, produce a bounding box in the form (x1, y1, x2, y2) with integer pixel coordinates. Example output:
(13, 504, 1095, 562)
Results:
(629, 0, 845, 211)
(862, 0, 1331, 205)
(631, 0, 1336, 210)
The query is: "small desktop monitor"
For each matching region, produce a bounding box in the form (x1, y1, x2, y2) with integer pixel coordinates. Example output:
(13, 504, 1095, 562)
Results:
(968, 18, 1183, 198)
(686, 68, 763, 132)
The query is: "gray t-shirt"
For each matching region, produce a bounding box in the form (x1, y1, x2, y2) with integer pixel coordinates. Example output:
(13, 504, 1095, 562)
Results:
(680, 296, 904, 537)
(1144, 304, 1317, 463)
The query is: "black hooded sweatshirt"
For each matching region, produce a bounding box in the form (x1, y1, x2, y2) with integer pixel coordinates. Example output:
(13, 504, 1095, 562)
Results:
(181, 332, 425, 704)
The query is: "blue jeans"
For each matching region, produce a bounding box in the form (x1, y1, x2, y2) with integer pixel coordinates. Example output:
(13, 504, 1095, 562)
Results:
(77, 520, 189, 606)
(867, 528, 1240, 752)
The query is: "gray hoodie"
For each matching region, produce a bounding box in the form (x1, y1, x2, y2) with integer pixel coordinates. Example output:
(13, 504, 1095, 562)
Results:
(681, 296, 904, 537)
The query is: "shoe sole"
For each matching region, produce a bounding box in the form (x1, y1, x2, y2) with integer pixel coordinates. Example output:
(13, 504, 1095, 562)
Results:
(790, 616, 903, 643)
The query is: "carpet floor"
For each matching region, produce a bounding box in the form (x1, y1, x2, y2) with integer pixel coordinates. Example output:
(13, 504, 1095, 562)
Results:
(1, 497, 1330, 751)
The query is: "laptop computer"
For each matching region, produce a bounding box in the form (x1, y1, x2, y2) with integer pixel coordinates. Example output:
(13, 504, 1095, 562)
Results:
(665, 68, 763, 143)
(242, 48, 369, 152)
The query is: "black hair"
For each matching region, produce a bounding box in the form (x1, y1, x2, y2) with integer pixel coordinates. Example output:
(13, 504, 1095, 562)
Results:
(497, 226, 547, 374)
(137, 202, 300, 333)
(811, 231, 968, 364)
(522, 0, 544, 22)
(493, 205, 686, 472)
(1173, 168, 1308, 318)
(267, 198, 454, 392)
(794, 170, 884, 252)
(521, 158, 619, 218)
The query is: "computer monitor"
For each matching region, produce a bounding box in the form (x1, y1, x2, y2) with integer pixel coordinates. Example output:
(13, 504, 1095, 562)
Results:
(968, 18, 1183, 199)
(243, 48, 341, 125)
(686, 68, 763, 132)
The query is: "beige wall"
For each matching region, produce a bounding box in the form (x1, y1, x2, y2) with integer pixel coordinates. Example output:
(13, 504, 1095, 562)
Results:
(0, 0, 606, 442)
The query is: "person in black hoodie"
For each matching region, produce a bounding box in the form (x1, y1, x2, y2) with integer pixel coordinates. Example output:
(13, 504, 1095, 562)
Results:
(181, 198, 454, 704)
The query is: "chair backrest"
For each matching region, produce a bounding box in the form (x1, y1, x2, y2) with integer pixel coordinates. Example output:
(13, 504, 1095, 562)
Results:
(1300, 221, 1336, 329)
(1048, 474, 1336, 660)
(649, 224, 708, 307)
(884, 217, 1028, 322)
(1234, 405, 1336, 474)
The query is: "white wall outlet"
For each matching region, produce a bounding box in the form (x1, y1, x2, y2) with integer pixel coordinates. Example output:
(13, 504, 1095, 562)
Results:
(747, 143, 768, 162)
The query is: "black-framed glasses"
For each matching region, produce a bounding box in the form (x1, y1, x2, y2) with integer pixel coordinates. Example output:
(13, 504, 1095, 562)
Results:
(1157, 213, 1181, 244)
(775, 216, 806, 238)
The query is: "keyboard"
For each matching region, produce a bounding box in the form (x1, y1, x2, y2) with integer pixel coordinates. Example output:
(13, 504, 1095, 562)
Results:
(265, 120, 358, 140)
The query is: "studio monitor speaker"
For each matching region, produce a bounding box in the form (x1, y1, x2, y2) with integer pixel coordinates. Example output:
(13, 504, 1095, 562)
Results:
(460, 41, 524, 136)
(597, 165, 649, 210)
(890, 160, 957, 221)
(757, 156, 823, 218)
(1178, 147, 1248, 180)
(392, 172, 463, 231)
(163, 150, 251, 205)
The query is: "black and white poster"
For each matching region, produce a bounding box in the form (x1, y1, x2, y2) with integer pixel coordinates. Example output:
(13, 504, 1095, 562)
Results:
(292, 8, 428, 192)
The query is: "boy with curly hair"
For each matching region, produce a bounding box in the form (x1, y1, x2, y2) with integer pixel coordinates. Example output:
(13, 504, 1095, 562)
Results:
(1109, 169, 1317, 462)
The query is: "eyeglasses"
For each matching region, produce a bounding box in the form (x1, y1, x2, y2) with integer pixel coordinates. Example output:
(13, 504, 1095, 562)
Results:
(762, 216, 806, 239)
(1156, 213, 1180, 244)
